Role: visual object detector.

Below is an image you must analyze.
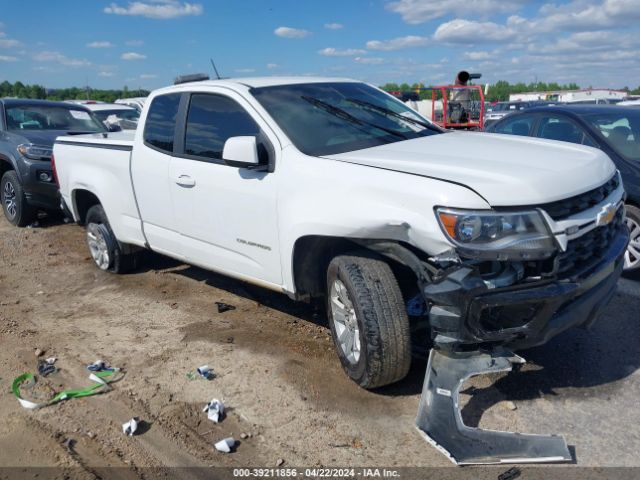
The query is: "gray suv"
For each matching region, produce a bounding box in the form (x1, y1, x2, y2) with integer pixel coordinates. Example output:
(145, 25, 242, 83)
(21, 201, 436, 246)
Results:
(0, 99, 106, 226)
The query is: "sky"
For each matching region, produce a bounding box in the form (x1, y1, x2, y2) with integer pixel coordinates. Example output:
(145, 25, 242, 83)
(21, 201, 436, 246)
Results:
(1, 0, 639, 90)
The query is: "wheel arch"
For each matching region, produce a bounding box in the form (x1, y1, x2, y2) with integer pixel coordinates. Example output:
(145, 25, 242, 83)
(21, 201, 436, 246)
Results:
(72, 189, 102, 225)
(0, 154, 16, 178)
(290, 234, 427, 302)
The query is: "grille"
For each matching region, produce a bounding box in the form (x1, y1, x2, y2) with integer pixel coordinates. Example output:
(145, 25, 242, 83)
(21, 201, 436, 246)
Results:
(556, 208, 624, 277)
(539, 175, 620, 221)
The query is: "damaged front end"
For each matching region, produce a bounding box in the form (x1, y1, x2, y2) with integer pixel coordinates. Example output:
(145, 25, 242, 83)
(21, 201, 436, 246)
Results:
(400, 175, 627, 464)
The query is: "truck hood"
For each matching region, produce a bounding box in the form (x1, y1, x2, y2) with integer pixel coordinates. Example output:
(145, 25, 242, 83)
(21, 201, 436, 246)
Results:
(323, 131, 616, 206)
(11, 130, 102, 147)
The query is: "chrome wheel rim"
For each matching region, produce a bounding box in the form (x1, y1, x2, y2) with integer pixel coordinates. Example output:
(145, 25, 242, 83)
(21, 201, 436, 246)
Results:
(330, 279, 361, 364)
(2, 180, 17, 219)
(625, 216, 640, 270)
(86, 223, 111, 270)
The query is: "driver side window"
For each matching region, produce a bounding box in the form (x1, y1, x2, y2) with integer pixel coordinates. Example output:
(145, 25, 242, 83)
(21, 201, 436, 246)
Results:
(183, 94, 261, 161)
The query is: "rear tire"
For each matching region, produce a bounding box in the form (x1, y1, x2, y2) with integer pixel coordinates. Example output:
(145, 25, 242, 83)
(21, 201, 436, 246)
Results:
(623, 204, 640, 278)
(326, 251, 411, 389)
(85, 204, 141, 274)
(1, 171, 36, 227)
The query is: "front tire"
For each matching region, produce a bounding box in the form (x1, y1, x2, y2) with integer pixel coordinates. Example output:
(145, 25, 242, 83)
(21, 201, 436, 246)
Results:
(1, 171, 36, 227)
(326, 251, 411, 389)
(85, 204, 140, 274)
(623, 204, 640, 277)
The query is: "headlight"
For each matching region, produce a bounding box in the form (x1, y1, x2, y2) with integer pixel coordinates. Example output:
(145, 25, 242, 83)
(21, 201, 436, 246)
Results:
(17, 144, 52, 160)
(436, 208, 556, 260)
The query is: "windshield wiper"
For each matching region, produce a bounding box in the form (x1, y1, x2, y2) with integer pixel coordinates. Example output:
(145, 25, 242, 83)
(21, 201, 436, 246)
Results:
(345, 98, 443, 133)
(301, 95, 407, 139)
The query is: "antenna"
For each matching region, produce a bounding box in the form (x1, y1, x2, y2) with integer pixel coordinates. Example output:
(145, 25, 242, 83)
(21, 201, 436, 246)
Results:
(210, 58, 221, 80)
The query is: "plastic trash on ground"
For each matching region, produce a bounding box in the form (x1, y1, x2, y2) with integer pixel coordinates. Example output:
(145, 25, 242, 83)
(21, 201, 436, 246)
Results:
(122, 418, 138, 436)
(87, 360, 115, 372)
(197, 365, 213, 380)
(215, 437, 235, 453)
(203, 398, 225, 423)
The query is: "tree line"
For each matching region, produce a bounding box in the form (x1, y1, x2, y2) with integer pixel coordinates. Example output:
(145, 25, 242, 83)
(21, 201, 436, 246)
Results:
(0, 81, 149, 103)
(2, 79, 640, 104)
(379, 81, 640, 102)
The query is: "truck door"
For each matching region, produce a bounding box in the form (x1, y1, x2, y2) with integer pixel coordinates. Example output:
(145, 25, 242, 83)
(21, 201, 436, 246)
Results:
(130, 92, 186, 258)
(169, 91, 283, 287)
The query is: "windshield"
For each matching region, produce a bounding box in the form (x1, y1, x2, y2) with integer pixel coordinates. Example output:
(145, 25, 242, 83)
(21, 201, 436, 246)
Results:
(5, 104, 106, 132)
(585, 111, 640, 162)
(251, 82, 442, 156)
(93, 109, 140, 122)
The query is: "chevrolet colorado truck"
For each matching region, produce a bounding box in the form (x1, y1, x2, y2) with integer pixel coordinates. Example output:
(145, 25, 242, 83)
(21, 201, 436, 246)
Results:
(0, 99, 106, 226)
(53, 77, 628, 463)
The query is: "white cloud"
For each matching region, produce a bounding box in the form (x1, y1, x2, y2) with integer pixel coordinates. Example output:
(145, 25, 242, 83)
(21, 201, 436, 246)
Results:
(385, 0, 527, 24)
(274, 26, 311, 39)
(324, 22, 344, 30)
(33, 51, 91, 67)
(433, 19, 516, 43)
(98, 71, 115, 77)
(534, 0, 640, 31)
(121, 52, 146, 60)
(318, 47, 366, 56)
(0, 55, 17, 62)
(87, 41, 114, 48)
(266, 63, 279, 69)
(355, 57, 385, 65)
(104, 1, 203, 19)
(234, 68, 256, 73)
(366, 35, 429, 51)
(463, 50, 491, 60)
(0, 31, 20, 48)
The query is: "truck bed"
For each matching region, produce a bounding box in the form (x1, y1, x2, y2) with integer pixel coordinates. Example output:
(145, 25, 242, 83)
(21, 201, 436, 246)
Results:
(53, 131, 146, 248)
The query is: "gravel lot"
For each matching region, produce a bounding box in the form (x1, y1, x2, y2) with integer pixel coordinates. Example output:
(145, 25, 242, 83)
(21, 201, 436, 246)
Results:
(0, 213, 639, 478)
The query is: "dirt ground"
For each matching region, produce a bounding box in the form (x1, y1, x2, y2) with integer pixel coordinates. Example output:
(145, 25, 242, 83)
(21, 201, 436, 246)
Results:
(1, 213, 639, 479)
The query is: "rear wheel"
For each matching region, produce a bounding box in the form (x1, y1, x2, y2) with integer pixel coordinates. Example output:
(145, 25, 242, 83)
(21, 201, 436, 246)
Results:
(326, 251, 411, 389)
(85, 204, 141, 274)
(623, 204, 640, 277)
(1, 171, 36, 227)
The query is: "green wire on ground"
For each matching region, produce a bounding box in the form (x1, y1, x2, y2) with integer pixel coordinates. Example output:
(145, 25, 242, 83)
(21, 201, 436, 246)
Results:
(12, 369, 123, 410)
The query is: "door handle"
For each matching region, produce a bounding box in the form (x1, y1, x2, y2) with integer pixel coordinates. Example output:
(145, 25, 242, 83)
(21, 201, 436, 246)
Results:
(175, 175, 196, 187)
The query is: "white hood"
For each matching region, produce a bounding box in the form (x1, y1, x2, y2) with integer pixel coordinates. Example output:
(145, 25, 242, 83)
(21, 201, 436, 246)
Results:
(323, 131, 616, 206)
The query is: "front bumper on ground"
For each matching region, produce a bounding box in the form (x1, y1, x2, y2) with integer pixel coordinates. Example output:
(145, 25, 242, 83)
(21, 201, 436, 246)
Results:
(424, 227, 628, 351)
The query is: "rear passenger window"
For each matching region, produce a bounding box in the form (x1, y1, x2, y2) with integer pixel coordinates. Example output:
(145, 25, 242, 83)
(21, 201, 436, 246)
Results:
(494, 116, 534, 136)
(184, 94, 260, 160)
(143, 93, 181, 153)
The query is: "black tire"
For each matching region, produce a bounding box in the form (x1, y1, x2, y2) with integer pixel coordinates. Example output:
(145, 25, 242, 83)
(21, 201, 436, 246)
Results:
(623, 204, 640, 278)
(85, 204, 141, 274)
(1, 170, 36, 227)
(326, 251, 411, 389)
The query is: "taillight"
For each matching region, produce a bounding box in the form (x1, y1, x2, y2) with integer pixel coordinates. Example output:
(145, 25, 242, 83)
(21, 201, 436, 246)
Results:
(51, 153, 59, 186)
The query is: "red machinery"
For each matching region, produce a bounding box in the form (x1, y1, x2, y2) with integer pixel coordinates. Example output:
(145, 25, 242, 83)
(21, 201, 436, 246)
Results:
(423, 83, 485, 130)
(393, 71, 485, 130)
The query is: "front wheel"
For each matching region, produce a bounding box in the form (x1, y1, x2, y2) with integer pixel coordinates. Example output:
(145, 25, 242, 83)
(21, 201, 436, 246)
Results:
(1, 171, 36, 227)
(623, 204, 640, 277)
(85, 204, 141, 274)
(326, 251, 411, 389)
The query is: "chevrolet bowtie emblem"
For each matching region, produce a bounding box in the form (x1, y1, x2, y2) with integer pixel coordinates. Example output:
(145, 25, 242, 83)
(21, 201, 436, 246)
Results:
(596, 203, 618, 227)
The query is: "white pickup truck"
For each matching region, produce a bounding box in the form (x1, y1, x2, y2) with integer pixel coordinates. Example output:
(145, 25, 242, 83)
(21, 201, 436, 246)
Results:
(53, 77, 628, 393)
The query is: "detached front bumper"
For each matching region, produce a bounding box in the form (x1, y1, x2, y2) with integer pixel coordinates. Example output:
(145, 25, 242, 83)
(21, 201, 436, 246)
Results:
(424, 227, 628, 351)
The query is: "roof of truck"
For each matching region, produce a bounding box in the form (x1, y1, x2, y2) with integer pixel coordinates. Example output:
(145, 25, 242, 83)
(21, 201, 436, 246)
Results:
(154, 76, 359, 95)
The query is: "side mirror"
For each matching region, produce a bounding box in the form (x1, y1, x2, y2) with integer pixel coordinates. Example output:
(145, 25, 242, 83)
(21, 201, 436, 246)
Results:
(106, 123, 122, 132)
(222, 136, 260, 168)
